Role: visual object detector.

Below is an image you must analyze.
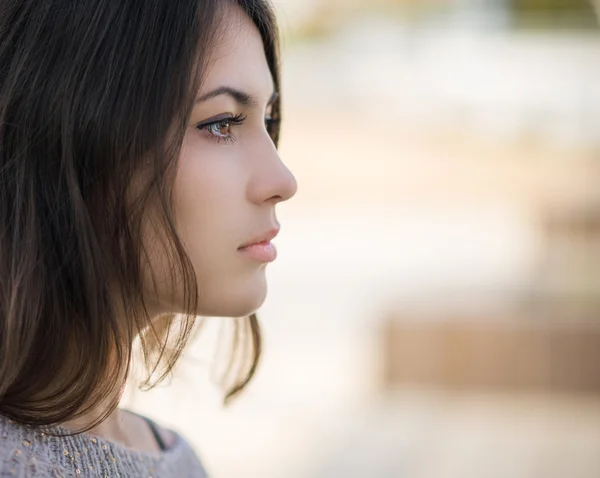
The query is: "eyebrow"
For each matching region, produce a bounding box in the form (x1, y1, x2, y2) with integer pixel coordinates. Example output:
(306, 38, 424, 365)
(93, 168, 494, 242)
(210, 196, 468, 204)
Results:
(195, 86, 278, 107)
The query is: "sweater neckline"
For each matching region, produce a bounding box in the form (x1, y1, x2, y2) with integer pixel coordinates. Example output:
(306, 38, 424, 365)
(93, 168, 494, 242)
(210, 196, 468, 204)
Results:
(46, 422, 185, 461)
(1, 413, 186, 462)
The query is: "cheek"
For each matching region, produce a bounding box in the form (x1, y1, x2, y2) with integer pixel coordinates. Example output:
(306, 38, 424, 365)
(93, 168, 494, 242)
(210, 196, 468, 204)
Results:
(173, 133, 246, 268)
(141, 133, 267, 317)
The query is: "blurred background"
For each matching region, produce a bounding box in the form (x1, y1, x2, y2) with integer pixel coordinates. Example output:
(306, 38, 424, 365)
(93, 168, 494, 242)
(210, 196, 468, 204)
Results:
(126, 1, 600, 477)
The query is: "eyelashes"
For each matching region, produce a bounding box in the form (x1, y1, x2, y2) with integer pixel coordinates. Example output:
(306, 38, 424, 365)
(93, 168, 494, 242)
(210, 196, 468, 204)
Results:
(196, 113, 280, 145)
(196, 113, 247, 145)
(265, 117, 280, 140)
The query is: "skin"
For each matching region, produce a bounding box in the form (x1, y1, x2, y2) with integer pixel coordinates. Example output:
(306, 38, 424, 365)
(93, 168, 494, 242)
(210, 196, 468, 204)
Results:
(65, 4, 297, 451)
(142, 3, 297, 320)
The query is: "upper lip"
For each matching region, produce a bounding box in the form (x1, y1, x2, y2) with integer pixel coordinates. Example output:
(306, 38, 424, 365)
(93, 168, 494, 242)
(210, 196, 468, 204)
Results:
(238, 226, 280, 249)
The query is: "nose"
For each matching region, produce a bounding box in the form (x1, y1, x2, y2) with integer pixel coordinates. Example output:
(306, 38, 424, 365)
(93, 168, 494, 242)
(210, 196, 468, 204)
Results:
(248, 140, 297, 206)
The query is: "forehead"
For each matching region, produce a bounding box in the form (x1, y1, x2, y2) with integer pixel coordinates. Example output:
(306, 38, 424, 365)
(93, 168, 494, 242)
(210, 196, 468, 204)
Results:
(202, 5, 274, 98)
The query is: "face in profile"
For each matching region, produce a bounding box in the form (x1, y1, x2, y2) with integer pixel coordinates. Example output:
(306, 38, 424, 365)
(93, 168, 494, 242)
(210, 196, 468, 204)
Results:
(143, 4, 297, 319)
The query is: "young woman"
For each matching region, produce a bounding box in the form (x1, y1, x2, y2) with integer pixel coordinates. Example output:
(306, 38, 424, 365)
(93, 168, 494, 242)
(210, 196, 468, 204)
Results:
(0, 0, 296, 475)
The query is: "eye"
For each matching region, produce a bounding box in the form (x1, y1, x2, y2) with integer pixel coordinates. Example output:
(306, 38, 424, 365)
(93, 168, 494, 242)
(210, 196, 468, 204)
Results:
(196, 113, 247, 144)
(265, 116, 280, 141)
(207, 120, 232, 138)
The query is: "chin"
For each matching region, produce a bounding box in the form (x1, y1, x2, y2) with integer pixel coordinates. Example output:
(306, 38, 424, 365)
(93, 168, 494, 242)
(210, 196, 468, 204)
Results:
(201, 275, 268, 318)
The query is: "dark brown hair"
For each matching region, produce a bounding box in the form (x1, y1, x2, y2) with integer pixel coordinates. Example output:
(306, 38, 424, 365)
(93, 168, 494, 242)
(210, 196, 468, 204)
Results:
(0, 0, 281, 430)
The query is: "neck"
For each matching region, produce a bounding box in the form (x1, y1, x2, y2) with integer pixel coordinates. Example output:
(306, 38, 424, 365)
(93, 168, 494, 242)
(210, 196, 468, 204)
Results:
(61, 402, 162, 453)
(62, 402, 128, 443)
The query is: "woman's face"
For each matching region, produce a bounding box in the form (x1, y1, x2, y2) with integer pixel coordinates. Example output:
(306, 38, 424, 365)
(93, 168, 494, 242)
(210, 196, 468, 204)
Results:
(143, 6, 296, 318)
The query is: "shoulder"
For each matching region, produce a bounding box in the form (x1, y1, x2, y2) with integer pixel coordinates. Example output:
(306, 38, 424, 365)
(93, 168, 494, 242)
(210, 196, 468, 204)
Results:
(121, 409, 178, 450)
(120, 411, 210, 477)
(155, 423, 178, 450)
(0, 418, 55, 477)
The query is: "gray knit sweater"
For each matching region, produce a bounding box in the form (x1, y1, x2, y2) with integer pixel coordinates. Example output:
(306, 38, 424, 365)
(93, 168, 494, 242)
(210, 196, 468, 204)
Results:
(0, 414, 208, 477)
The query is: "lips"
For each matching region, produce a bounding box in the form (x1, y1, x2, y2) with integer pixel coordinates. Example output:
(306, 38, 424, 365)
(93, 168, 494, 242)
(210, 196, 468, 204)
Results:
(238, 227, 280, 250)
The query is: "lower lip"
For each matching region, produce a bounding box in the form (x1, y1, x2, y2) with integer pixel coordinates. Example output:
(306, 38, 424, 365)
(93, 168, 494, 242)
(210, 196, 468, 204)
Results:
(238, 242, 277, 262)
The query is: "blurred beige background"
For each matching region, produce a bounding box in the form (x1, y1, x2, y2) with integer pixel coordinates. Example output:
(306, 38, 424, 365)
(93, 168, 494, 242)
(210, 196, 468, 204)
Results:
(125, 1, 600, 477)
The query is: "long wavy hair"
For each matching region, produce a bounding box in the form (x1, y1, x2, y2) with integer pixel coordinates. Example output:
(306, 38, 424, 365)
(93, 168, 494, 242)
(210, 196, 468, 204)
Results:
(0, 0, 281, 431)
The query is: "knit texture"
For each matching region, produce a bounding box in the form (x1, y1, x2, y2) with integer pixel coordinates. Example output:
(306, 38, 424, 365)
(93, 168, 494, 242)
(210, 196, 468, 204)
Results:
(0, 413, 208, 477)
